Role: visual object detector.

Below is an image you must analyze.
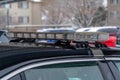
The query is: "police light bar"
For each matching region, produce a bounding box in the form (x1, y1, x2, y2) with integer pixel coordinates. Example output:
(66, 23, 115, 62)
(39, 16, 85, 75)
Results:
(67, 32, 109, 42)
(9, 32, 109, 42)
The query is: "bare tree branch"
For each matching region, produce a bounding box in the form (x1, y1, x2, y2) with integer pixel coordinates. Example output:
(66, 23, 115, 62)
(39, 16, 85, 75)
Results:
(41, 0, 106, 27)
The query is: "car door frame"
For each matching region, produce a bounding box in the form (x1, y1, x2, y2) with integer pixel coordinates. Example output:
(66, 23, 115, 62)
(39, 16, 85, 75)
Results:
(0, 56, 114, 80)
(105, 56, 120, 80)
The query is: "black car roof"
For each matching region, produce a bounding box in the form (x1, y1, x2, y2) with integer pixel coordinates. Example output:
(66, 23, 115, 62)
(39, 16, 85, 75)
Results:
(0, 45, 120, 78)
(1, 44, 120, 70)
(0, 47, 92, 70)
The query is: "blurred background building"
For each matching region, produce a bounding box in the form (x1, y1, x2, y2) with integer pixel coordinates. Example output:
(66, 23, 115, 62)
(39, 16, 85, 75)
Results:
(107, 0, 120, 26)
(0, 1, 42, 29)
(0, 0, 106, 30)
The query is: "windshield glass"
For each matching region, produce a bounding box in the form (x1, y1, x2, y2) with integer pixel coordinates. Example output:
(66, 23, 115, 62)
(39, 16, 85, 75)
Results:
(113, 60, 120, 71)
(24, 62, 103, 80)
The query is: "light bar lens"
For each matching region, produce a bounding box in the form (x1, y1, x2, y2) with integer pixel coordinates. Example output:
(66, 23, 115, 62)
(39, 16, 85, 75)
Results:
(73, 32, 109, 41)
(98, 33, 109, 41)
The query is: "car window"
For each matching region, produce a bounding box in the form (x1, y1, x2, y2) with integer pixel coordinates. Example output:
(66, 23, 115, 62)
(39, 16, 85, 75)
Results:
(0, 31, 4, 37)
(97, 28, 118, 33)
(23, 61, 103, 80)
(117, 29, 120, 37)
(8, 74, 21, 80)
(84, 29, 90, 31)
(113, 60, 120, 71)
(117, 29, 120, 44)
(49, 30, 75, 33)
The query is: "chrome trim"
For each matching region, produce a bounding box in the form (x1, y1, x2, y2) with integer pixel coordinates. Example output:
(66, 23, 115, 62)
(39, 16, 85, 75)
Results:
(105, 58, 120, 60)
(1, 58, 103, 80)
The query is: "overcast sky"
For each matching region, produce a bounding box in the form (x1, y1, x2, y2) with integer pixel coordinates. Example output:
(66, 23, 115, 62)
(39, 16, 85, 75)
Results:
(103, 0, 107, 7)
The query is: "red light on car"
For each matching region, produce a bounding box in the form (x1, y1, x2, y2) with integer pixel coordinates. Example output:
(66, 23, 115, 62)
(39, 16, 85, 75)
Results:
(109, 32, 117, 37)
(103, 36, 117, 47)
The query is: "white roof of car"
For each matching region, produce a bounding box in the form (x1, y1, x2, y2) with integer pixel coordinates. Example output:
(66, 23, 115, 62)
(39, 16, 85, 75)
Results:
(87, 26, 117, 32)
(76, 26, 117, 32)
(76, 28, 90, 32)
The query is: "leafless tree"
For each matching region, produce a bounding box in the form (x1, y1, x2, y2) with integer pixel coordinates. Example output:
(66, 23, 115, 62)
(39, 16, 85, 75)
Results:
(65, 0, 105, 27)
(41, 0, 106, 27)
(41, 0, 69, 25)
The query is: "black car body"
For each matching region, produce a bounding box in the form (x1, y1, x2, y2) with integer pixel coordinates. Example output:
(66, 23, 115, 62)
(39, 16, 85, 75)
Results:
(0, 46, 120, 80)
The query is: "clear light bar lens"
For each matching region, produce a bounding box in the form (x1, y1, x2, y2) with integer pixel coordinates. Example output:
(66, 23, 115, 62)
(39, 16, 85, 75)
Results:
(73, 32, 109, 41)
